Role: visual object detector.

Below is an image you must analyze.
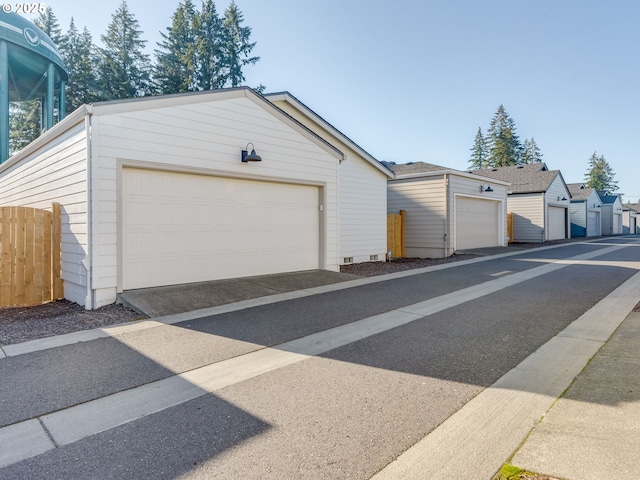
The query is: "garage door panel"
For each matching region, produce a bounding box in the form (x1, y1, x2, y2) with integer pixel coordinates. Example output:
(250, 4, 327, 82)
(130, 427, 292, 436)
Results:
(456, 197, 500, 250)
(548, 206, 566, 240)
(123, 169, 320, 290)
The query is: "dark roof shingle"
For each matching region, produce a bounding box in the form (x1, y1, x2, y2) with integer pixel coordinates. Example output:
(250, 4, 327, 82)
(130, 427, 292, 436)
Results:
(471, 163, 561, 194)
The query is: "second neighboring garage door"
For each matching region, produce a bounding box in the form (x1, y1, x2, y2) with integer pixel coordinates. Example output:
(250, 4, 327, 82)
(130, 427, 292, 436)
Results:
(122, 168, 320, 290)
(455, 196, 501, 250)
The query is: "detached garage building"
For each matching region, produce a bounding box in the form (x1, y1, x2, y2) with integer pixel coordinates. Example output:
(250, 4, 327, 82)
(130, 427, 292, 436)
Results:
(0, 87, 392, 309)
(567, 183, 602, 238)
(473, 163, 571, 243)
(387, 162, 510, 258)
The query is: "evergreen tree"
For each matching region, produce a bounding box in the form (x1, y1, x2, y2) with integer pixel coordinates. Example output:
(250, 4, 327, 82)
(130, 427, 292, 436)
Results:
(521, 137, 543, 164)
(486, 105, 522, 167)
(8, 101, 40, 156)
(155, 0, 198, 94)
(221, 1, 259, 87)
(584, 152, 618, 193)
(194, 0, 225, 90)
(96, 1, 153, 99)
(63, 20, 104, 112)
(33, 6, 65, 46)
(468, 127, 488, 169)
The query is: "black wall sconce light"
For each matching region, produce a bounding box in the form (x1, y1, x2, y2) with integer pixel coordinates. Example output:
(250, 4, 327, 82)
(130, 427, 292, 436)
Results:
(241, 142, 262, 162)
(480, 184, 493, 192)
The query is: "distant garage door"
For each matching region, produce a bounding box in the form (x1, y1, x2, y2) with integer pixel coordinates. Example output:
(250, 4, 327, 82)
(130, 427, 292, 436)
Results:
(122, 168, 320, 290)
(455, 197, 500, 250)
(587, 210, 600, 237)
(548, 206, 566, 240)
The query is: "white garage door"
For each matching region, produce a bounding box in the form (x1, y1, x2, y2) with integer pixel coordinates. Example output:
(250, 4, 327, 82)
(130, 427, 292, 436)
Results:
(122, 168, 320, 290)
(455, 197, 500, 250)
(587, 211, 600, 237)
(548, 206, 566, 240)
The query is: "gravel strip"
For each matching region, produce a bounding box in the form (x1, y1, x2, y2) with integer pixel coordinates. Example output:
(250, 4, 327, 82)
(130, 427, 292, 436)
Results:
(0, 300, 146, 346)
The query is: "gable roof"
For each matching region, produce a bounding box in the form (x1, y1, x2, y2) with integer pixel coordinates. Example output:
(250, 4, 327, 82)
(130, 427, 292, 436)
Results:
(471, 163, 568, 195)
(386, 161, 452, 176)
(385, 161, 511, 185)
(5, 87, 347, 170)
(264, 91, 394, 178)
(567, 183, 599, 202)
(599, 192, 621, 205)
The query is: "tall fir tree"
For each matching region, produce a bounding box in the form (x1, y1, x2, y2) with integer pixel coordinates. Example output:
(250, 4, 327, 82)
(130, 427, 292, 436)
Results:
(486, 105, 522, 167)
(468, 127, 489, 169)
(221, 1, 259, 87)
(63, 19, 104, 112)
(155, 0, 198, 94)
(34, 6, 65, 46)
(97, 1, 153, 99)
(521, 137, 543, 164)
(194, 0, 226, 90)
(584, 152, 618, 193)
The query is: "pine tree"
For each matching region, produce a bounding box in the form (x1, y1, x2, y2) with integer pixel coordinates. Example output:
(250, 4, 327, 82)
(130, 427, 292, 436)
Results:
(63, 20, 104, 112)
(468, 127, 489, 169)
(194, 0, 225, 90)
(96, 1, 153, 99)
(34, 6, 65, 46)
(221, 1, 259, 87)
(8, 101, 41, 156)
(486, 105, 522, 167)
(521, 137, 543, 164)
(155, 0, 198, 94)
(584, 152, 618, 193)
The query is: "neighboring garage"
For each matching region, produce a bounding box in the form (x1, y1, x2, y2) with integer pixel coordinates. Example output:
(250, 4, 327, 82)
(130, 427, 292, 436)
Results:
(387, 162, 509, 258)
(121, 168, 320, 290)
(473, 163, 572, 243)
(0, 87, 393, 309)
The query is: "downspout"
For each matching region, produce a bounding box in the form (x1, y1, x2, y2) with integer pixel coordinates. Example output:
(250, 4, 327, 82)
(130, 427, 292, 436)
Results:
(84, 111, 94, 309)
(444, 174, 450, 257)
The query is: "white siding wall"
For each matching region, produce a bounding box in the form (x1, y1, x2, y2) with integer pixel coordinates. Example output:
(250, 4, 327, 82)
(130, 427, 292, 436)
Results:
(508, 194, 545, 242)
(570, 202, 587, 236)
(0, 122, 89, 306)
(338, 157, 387, 263)
(388, 176, 446, 258)
(448, 175, 508, 251)
(543, 175, 571, 240)
(268, 98, 388, 264)
(90, 94, 340, 306)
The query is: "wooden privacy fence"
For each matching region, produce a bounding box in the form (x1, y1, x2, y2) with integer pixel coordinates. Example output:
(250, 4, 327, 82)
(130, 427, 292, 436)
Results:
(387, 210, 405, 259)
(507, 212, 514, 243)
(0, 203, 63, 307)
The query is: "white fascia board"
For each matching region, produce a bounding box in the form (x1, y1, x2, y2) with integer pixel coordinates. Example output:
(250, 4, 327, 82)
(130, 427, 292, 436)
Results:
(265, 92, 394, 178)
(392, 170, 511, 186)
(1, 105, 91, 172)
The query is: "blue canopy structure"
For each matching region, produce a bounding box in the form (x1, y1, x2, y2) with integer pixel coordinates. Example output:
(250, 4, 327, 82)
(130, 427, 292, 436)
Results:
(1, 12, 68, 162)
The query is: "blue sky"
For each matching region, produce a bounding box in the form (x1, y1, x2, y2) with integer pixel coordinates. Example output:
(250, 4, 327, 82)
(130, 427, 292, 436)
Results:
(22, 0, 640, 200)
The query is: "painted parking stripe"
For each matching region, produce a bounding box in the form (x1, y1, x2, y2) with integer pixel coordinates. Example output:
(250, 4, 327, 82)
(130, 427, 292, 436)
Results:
(0, 241, 637, 467)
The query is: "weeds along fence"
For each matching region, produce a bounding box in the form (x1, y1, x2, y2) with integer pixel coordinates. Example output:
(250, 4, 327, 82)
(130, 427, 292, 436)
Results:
(0, 203, 63, 307)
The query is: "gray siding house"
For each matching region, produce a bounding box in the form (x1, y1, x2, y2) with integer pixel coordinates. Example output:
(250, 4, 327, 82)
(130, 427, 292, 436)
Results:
(386, 162, 510, 258)
(567, 183, 602, 237)
(472, 163, 571, 242)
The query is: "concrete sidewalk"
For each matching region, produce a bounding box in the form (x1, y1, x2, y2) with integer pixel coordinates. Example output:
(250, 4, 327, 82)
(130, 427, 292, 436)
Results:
(508, 309, 640, 480)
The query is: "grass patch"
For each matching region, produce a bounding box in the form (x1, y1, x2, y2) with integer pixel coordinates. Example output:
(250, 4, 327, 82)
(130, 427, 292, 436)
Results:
(492, 464, 559, 480)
